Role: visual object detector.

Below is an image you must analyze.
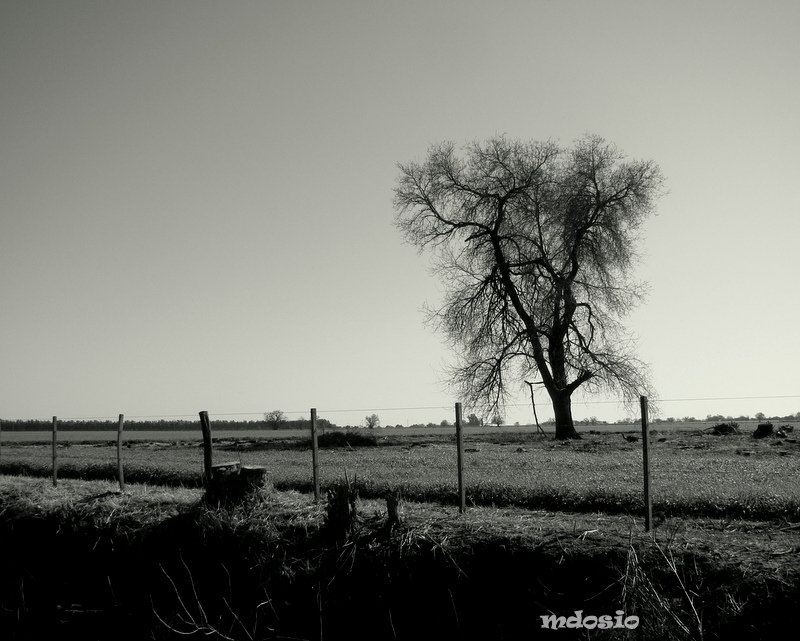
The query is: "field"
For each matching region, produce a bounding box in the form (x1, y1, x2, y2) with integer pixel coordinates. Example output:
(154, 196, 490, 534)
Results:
(2, 423, 800, 639)
(2, 422, 799, 520)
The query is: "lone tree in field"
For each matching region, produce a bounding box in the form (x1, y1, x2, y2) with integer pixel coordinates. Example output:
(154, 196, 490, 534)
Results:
(394, 135, 663, 439)
(364, 413, 380, 429)
(264, 410, 286, 430)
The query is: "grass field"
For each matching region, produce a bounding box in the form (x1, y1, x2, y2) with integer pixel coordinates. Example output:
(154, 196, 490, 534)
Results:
(2, 423, 799, 521)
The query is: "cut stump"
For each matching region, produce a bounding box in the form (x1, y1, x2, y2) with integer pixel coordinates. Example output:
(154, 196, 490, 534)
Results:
(204, 462, 268, 507)
(753, 423, 774, 439)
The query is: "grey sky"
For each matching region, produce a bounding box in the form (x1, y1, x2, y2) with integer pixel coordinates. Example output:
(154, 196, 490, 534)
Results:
(1, 1, 798, 426)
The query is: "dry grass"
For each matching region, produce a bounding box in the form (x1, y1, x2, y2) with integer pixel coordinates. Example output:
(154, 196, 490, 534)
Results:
(2, 473, 800, 640)
(0, 475, 200, 521)
(8, 474, 795, 574)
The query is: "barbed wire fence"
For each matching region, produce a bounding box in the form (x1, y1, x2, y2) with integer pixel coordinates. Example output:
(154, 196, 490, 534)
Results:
(2, 393, 799, 424)
(1, 395, 798, 527)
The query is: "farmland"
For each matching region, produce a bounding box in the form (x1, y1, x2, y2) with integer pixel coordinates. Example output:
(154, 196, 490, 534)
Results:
(2, 422, 800, 520)
(2, 423, 799, 639)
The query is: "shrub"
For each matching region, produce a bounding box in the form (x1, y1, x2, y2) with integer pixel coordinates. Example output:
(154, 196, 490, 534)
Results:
(709, 422, 739, 435)
(317, 430, 378, 448)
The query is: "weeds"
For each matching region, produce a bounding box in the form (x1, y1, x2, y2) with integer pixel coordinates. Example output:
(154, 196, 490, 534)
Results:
(3, 476, 800, 639)
(324, 472, 360, 540)
(153, 555, 276, 641)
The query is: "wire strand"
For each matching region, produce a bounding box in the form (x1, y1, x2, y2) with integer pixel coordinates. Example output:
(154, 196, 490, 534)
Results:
(10, 394, 799, 422)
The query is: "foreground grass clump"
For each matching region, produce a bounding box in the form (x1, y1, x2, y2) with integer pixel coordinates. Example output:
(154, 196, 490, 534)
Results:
(1, 476, 799, 640)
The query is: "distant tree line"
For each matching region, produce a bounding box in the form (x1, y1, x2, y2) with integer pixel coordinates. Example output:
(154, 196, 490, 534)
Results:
(611, 412, 800, 425)
(0, 417, 336, 432)
(2, 411, 797, 432)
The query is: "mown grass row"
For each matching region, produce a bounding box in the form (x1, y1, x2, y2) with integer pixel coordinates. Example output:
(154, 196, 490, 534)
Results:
(3, 453, 799, 522)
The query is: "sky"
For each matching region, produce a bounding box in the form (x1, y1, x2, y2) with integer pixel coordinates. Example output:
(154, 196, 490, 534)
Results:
(1, 0, 798, 428)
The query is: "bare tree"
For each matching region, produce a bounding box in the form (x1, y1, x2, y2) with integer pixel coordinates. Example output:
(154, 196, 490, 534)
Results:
(364, 413, 380, 429)
(394, 134, 663, 439)
(264, 410, 286, 430)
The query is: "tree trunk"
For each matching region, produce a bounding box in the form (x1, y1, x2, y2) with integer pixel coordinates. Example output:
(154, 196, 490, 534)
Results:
(551, 391, 581, 440)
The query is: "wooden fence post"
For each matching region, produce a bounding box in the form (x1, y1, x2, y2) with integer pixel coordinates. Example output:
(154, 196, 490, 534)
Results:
(52, 415, 58, 487)
(455, 402, 465, 513)
(117, 413, 125, 492)
(311, 408, 320, 501)
(199, 411, 213, 486)
(641, 396, 653, 532)
(525, 380, 546, 434)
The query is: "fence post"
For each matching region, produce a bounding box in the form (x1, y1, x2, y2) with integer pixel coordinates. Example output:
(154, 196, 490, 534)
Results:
(525, 380, 546, 434)
(455, 402, 465, 513)
(52, 416, 58, 487)
(311, 408, 320, 501)
(117, 413, 125, 492)
(640, 396, 653, 532)
(199, 411, 213, 486)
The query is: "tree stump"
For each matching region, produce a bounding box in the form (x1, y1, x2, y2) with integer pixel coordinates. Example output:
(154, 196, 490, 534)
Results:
(240, 465, 269, 493)
(204, 462, 268, 507)
(212, 461, 242, 477)
(753, 423, 774, 439)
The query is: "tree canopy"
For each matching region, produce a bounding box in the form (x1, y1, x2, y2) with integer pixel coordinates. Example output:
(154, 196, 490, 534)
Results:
(394, 134, 664, 439)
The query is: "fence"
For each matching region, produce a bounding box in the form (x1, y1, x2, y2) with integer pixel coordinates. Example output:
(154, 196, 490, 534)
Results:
(0, 399, 666, 529)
